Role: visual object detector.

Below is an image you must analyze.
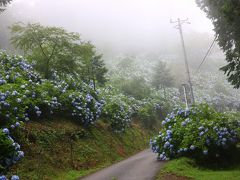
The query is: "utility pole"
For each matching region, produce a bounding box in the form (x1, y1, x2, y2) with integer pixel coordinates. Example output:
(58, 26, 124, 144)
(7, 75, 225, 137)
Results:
(171, 18, 195, 105)
(182, 84, 189, 109)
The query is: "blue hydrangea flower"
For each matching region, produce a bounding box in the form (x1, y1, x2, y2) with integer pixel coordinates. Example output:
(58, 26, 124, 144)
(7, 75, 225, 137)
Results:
(15, 122, 20, 127)
(190, 145, 195, 150)
(181, 121, 187, 126)
(0, 175, 7, 180)
(11, 175, 20, 180)
(199, 131, 204, 136)
(203, 150, 208, 155)
(2, 128, 9, 134)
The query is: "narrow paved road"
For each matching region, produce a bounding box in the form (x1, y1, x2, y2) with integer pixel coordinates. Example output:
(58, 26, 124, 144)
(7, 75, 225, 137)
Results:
(80, 149, 164, 180)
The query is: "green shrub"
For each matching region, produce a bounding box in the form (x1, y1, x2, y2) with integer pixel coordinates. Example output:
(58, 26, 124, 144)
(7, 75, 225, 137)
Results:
(151, 104, 240, 162)
(59, 90, 104, 126)
(0, 130, 15, 172)
(138, 101, 161, 129)
(0, 128, 23, 175)
(117, 77, 151, 100)
(102, 91, 132, 132)
(0, 51, 104, 177)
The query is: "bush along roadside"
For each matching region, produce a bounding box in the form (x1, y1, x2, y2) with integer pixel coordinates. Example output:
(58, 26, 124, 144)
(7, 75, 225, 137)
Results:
(0, 51, 169, 179)
(150, 104, 240, 164)
(99, 87, 168, 133)
(0, 52, 106, 179)
(0, 129, 23, 180)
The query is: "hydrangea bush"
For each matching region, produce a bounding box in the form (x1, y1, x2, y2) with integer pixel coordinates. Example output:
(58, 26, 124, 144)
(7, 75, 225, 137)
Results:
(100, 86, 173, 132)
(150, 104, 240, 162)
(0, 52, 105, 178)
(101, 88, 133, 132)
(0, 51, 106, 125)
(192, 71, 240, 111)
(0, 128, 22, 180)
(60, 90, 104, 126)
(137, 100, 162, 129)
(0, 51, 174, 178)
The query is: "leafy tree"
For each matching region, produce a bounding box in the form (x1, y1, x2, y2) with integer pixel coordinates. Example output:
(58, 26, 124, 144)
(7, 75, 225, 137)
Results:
(10, 23, 108, 85)
(76, 42, 108, 88)
(0, 0, 12, 12)
(115, 56, 136, 75)
(10, 23, 81, 79)
(151, 61, 174, 90)
(196, 0, 240, 88)
(119, 76, 151, 100)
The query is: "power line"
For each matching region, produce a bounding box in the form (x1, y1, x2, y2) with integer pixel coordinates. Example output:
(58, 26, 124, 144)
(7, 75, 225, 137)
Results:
(196, 35, 217, 73)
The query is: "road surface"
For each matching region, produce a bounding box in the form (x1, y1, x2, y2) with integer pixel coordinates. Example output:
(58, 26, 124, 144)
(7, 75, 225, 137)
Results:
(80, 149, 164, 180)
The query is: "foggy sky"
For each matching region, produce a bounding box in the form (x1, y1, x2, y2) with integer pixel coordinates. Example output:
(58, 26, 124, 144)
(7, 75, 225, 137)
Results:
(7, 0, 215, 55)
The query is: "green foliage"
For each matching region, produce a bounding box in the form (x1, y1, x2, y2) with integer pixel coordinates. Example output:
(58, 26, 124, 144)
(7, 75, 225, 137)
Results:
(10, 23, 107, 84)
(136, 90, 176, 129)
(0, 130, 15, 172)
(116, 77, 151, 100)
(151, 61, 174, 90)
(151, 104, 240, 163)
(59, 90, 104, 126)
(99, 86, 173, 132)
(0, 52, 40, 127)
(196, 0, 240, 88)
(10, 23, 81, 79)
(0, 51, 106, 128)
(101, 88, 133, 132)
(12, 120, 153, 180)
(158, 157, 240, 180)
(77, 43, 108, 88)
(192, 71, 240, 111)
(0, 0, 12, 12)
(0, 50, 162, 132)
(113, 57, 136, 77)
(137, 101, 160, 129)
(0, 51, 171, 177)
(149, 88, 181, 111)
(0, 51, 106, 177)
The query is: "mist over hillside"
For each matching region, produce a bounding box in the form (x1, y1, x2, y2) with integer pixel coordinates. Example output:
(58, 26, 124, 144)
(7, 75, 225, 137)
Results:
(1, 0, 224, 62)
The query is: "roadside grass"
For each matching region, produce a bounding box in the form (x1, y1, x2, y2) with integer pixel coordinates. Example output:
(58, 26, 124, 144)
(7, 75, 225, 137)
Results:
(11, 118, 155, 180)
(55, 166, 104, 180)
(157, 157, 240, 180)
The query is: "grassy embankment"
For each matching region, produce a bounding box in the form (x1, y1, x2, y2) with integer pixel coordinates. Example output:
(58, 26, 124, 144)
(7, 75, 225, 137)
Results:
(156, 111, 240, 180)
(156, 156, 240, 180)
(10, 118, 155, 180)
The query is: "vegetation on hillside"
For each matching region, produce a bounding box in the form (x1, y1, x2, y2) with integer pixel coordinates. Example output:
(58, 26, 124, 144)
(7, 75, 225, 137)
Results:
(151, 105, 239, 162)
(196, 0, 240, 88)
(152, 105, 240, 180)
(10, 120, 154, 180)
(157, 157, 240, 180)
(1, 2, 240, 178)
(0, 0, 12, 12)
(0, 49, 174, 179)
